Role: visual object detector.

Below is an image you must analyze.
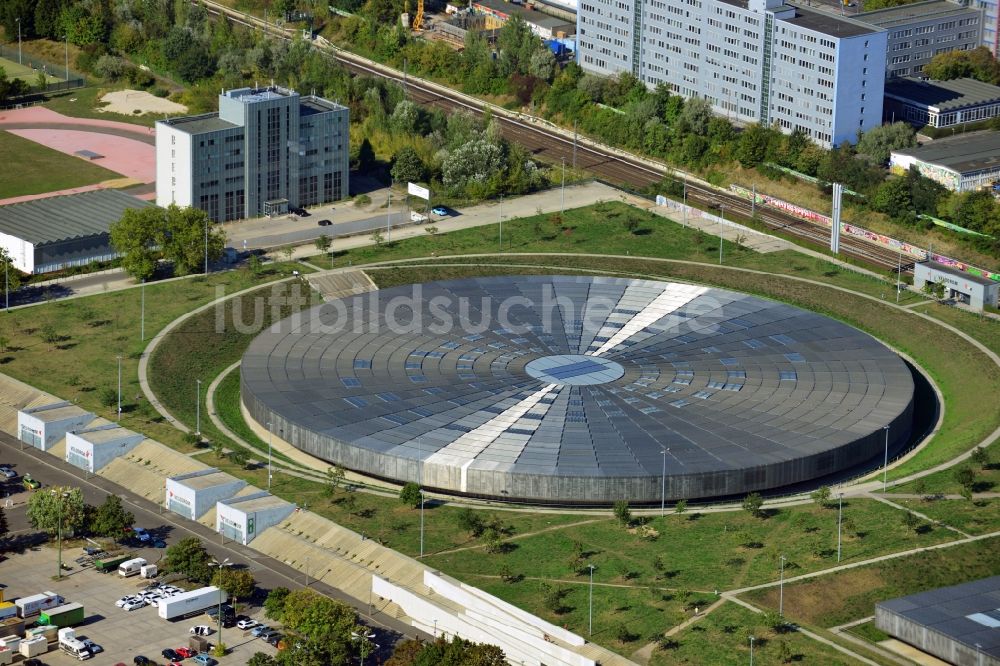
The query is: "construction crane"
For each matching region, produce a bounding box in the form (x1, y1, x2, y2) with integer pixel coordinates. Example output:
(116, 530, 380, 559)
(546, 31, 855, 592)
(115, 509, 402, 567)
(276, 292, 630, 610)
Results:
(413, 0, 425, 31)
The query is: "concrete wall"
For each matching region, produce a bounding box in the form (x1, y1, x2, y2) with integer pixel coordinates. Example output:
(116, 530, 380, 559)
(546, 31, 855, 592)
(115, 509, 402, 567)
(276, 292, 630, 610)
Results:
(155, 122, 193, 209)
(17, 403, 94, 452)
(875, 607, 1000, 666)
(65, 425, 144, 473)
(0, 232, 34, 274)
(372, 573, 595, 666)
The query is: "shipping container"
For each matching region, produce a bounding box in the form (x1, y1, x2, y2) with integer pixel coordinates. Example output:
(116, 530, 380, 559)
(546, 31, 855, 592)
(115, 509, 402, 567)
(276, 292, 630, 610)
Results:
(39, 603, 84, 628)
(93, 554, 133, 573)
(159, 587, 226, 621)
(15, 592, 63, 618)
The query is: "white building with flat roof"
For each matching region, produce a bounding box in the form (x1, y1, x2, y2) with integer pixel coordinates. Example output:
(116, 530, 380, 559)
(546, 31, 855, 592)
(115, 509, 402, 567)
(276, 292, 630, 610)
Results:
(17, 403, 94, 452)
(165, 469, 246, 520)
(216, 492, 295, 545)
(65, 424, 144, 473)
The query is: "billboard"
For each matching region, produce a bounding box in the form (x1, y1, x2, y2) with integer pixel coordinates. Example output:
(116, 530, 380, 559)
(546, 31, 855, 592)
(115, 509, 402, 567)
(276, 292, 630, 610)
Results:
(408, 182, 430, 200)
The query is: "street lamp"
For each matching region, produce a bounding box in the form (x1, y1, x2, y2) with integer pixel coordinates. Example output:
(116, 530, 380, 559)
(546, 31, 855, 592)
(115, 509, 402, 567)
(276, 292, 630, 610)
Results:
(719, 204, 726, 264)
(209, 558, 231, 651)
(16, 18, 21, 65)
(749, 636, 755, 666)
(498, 194, 503, 251)
(64, 35, 69, 83)
(350, 629, 377, 666)
(304, 555, 310, 587)
(660, 447, 669, 517)
(560, 157, 566, 216)
(267, 421, 273, 491)
(195, 379, 202, 436)
(778, 554, 787, 617)
(837, 492, 844, 562)
(117, 354, 122, 422)
(882, 425, 890, 492)
(52, 490, 69, 579)
(140, 278, 145, 342)
(588, 564, 596, 637)
(203, 218, 209, 274)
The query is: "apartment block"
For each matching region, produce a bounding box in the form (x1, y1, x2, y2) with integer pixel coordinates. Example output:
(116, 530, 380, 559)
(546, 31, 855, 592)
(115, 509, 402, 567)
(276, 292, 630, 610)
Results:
(578, 0, 887, 147)
(857, 0, 983, 78)
(156, 86, 349, 222)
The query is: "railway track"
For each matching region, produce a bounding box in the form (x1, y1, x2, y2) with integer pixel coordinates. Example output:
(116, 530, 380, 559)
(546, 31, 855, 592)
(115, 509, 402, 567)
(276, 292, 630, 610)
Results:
(201, 0, 906, 272)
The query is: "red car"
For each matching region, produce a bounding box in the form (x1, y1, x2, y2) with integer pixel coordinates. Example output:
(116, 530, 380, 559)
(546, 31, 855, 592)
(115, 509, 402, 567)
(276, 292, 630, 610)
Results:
(175, 647, 196, 658)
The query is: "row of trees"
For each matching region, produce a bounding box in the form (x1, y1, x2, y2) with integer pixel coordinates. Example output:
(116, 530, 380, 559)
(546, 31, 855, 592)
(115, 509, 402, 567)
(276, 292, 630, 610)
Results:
(27, 486, 135, 538)
(109, 204, 225, 280)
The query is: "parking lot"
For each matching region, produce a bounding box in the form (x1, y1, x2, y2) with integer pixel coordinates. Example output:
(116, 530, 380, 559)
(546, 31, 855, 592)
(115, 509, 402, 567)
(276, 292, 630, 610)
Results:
(2, 543, 279, 665)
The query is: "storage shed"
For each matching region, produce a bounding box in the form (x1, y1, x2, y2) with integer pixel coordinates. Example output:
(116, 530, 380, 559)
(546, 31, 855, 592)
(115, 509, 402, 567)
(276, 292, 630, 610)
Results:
(65, 423, 144, 473)
(216, 491, 295, 545)
(914, 260, 1000, 310)
(165, 469, 246, 520)
(17, 402, 94, 452)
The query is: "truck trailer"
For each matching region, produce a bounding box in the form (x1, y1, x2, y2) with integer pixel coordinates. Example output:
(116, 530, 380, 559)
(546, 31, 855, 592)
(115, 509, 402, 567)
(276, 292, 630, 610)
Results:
(94, 554, 133, 573)
(159, 587, 226, 621)
(39, 603, 84, 628)
(118, 557, 147, 577)
(15, 592, 63, 618)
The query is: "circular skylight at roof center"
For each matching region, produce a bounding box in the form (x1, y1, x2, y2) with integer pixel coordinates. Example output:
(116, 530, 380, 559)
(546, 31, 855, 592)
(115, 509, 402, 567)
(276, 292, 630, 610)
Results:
(524, 355, 625, 386)
(241, 275, 916, 504)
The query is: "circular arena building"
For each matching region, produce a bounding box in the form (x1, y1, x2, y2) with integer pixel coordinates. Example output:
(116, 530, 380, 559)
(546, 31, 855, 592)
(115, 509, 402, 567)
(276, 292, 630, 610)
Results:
(241, 275, 915, 504)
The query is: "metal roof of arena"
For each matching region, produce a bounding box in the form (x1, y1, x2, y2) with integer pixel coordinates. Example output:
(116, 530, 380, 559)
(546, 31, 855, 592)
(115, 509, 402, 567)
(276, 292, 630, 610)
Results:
(241, 275, 915, 504)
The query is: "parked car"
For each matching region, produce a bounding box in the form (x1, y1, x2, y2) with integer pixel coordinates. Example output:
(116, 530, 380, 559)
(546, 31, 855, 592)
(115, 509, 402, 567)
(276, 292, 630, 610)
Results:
(22, 474, 40, 490)
(317, 219, 332, 226)
(193, 655, 218, 666)
(133, 657, 152, 666)
(0, 466, 16, 479)
(236, 618, 257, 630)
(175, 647, 196, 658)
(266, 633, 283, 647)
(81, 639, 103, 654)
(116, 596, 138, 608)
(131, 527, 151, 542)
(190, 625, 213, 636)
(162, 648, 180, 661)
(122, 599, 146, 611)
(24, 660, 46, 666)
(152, 538, 167, 548)
(432, 206, 448, 216)
(250, 625, 271, 637)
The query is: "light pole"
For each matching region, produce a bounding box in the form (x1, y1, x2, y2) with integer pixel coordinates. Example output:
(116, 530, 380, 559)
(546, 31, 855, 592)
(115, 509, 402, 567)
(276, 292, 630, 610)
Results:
(719, 204, 725, 264)
(882, 425, 890, 492)
(116, 354, 122, 422)
(140, 278, 145, 342)
(778, 554, 787, 617)
(498, 194, 503, 251)
(65, 35, 69, 82)
(560, 157, 566, 216)
(386, 182, 392, 244)
(305, 555, 310, 587)
(52, 490, 69, 579)
(267, 421, 273, 491)
(350, 629, 377, 666)
(4, 257, 7, 310)
(837, 492, 844, 562)
(417, 439, 424, 557)
(16, 18, 21, 65)
(896, 248, 902, 304)
(209, 558, 231, 651)
(749, 636, 755, 666)
(588, 564, 595, 637)
(195, 379, 202, 436)
(660, 447, 668, 517)
(203, 218, 209, 274)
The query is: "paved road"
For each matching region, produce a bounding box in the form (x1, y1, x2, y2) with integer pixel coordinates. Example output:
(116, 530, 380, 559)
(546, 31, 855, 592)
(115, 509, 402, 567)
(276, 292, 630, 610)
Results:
(0, 433, 427, 660)
(235, 210, 431, 250)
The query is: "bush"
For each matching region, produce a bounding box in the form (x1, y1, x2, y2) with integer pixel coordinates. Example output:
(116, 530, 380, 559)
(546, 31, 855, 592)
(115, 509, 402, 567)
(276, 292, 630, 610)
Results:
(126, 67, 155, 88)
(151, 87, 170, 98)
(354, 194, 372, 207)
(94, 55, 127, 81)
(399, 482, 422, 508)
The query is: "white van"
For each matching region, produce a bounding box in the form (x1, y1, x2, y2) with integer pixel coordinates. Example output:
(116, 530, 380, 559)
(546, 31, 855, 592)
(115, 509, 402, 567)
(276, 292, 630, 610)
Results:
(118, 557, 147, 577)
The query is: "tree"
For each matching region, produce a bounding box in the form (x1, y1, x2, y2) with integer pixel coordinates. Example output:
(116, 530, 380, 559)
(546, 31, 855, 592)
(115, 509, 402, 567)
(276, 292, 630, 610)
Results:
(742, 492, 764, 519)
(810, 485, 832, 508)
(212, 567, 256, 604)
(247, 653, 277, 666)
(370, 229, 385, 247)
(674, 499, 687, 515)
(399, 482, 422, 508)
(924, 47, 1000, 85)
(264, 587, 291, 621)
(424, 226, 438, 237)
(390, 147, 428, 185)
(735, 124, 772, 168)
(91, 494, 134, 539)
(441, 139, 504, 193)
(227, 449, 249, 469)
(109, 207, 161, 281)
(280, 589, 356, 664)
(613, 499, 632, 526)
(161, 205, 225, 275)
(953, 466, 976, 490)
(324, 465, 346, 498)
(902, 510, 920, 532)
(456, 507, 485, 536)
(775, 639, 793, 664)
(26, 486, 87, 535)
(970, 446, 991, 470)
(164, 536, 213, 584)
(314, 235, 332, 253)
(0, 248, 23, 294)
(0, 66, 30, 105)
(871, 178, 912, 217)
(856, 122, 916, 165)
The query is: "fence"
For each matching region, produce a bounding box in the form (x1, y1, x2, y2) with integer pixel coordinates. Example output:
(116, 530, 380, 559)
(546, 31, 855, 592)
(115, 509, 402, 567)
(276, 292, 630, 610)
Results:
(0, 44, 86, 93)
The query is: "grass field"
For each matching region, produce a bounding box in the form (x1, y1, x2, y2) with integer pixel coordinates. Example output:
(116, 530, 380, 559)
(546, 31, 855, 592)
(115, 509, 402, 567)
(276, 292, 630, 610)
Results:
(648, 602, 860, 666)
(0, 56, 62, 83)
(741, 536, 1000, 628)
(0, 130, 121, 199)
(896, 498, 1000, 535)
(366, 257, 1000, 479)
(891, 461, 999, 495)
(44, 87, 159, 128)
(0, 262, 309, 451)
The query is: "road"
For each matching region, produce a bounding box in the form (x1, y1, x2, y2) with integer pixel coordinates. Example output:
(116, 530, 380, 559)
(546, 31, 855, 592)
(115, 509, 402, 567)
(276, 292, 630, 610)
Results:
(0, 434, 427, 660)
(230, 209, 433, 251)
(198, 0, 911, 273)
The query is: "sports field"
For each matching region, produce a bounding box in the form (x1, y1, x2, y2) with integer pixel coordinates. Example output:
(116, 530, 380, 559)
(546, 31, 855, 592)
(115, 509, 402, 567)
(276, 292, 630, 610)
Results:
(0, 55, 62, 84)
(0, 130, 120, 199)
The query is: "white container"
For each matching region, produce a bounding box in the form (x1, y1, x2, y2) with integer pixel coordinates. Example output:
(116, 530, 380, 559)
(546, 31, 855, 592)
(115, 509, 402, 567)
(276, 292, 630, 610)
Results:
(15, 592, 63, 618)
(118, 557, 147, 577)
(0, 646, 12, 665)
(19, 636, 46, 658)
(0, 637, 18, 652)
(141, 564, 158, 579)
(158, 586, 226, 621)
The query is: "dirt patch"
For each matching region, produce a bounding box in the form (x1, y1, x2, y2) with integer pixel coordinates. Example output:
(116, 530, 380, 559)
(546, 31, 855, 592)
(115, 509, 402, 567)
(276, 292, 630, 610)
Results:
(98, 89, 187, 116)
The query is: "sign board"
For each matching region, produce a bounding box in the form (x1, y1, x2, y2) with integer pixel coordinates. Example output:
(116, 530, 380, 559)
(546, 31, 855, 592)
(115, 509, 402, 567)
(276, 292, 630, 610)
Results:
(408, 182, 430, 200)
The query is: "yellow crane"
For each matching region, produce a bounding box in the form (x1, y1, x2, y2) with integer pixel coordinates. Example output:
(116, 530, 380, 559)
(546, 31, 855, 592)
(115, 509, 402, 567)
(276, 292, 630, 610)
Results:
(413, 0, 425, 31)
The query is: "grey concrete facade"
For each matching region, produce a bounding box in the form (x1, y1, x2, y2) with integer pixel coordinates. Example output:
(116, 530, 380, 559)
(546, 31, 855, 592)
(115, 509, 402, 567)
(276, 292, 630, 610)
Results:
(65, 424, 144, 473)
(17, 403, 94, 452)
(216, 492, 295, 546)
(241, 276, 915, 504)
(577, 0, 887, 147)
(156, 86, 349, 222)
(914, 260, 1000, 309)
(857, 1, 983, 79)
(165, 469, 246, 520)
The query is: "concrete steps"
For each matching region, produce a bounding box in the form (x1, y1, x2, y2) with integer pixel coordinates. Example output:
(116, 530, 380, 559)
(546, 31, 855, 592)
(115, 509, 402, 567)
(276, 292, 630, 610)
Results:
(305, 270, 376, 301)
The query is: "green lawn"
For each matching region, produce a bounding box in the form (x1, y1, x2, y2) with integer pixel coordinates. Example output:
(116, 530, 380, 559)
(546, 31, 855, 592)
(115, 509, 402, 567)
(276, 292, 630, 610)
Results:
(43, 87, 159, 127)
(912, 301, 1000, 357)
(0, 56, 62, 83)
(366, 257, 1000, 479)
(0, 262, 310, 451)
(891, 462, 999, 496)
(741, 536, 1000, 628)
(0, 130, 121, 199)
(422, 499, 957, 595)
(648, 601, 859, 666)
(896, 498, 1000, 536)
